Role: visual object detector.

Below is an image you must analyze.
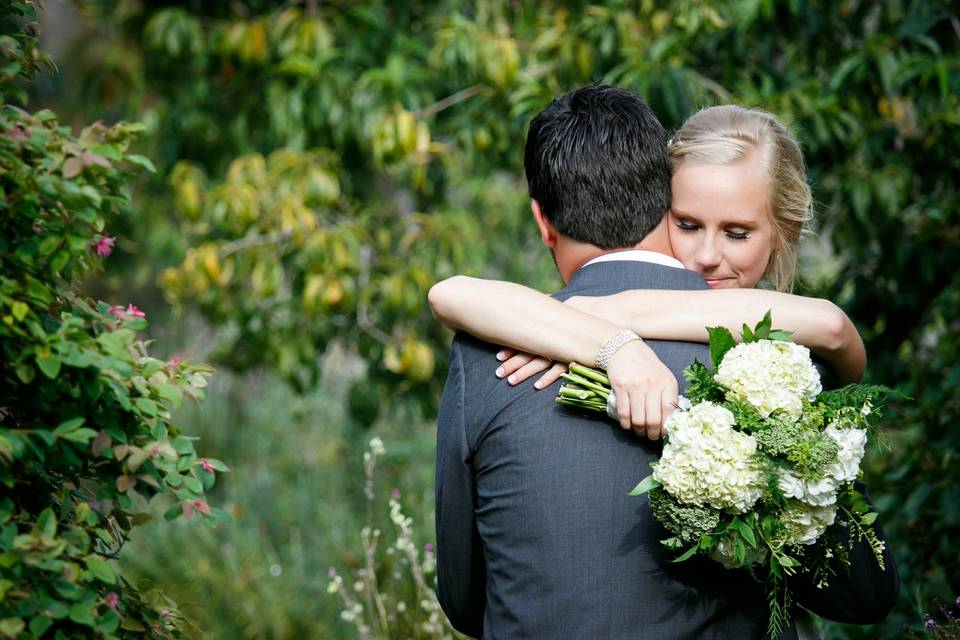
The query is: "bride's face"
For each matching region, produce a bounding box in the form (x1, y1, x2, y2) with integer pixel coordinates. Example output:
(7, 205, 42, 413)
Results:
(667, 157, 775, 289)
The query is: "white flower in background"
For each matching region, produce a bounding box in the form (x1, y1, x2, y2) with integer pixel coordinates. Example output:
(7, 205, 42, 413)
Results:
(778, 470, 840, 506)
(824, 424, 867, 483)
(654, 401, 763, 513)
(782, 501, 838, 545)
(715, 340, 822, 417)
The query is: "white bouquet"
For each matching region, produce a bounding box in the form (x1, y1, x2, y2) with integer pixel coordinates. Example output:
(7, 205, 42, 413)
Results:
(557, 313, 891, 638)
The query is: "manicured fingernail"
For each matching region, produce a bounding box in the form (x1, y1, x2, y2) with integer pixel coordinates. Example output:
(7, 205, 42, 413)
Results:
(495, 367, 504, 378)
(496, 351, 506, 360)
(507, 374, 516, 384)
(534, 380, 542, 389)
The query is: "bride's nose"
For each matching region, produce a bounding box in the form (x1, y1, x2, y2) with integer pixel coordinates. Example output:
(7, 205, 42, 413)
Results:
(694, 236, 722, 270)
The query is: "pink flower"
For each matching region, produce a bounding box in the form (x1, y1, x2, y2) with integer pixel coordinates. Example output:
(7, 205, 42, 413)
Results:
(109, 305, 126, 319)
(125, 304, 145, 318)
(424, 543, 434, 553)
(200, 459, 215, 473)
(328, 566, 336, 576)
(105, 592, 119, 609)
(193, 500, 210, 516)
(95, 235, 115, 257)
(170, 355, 182, 366)
(391, 488, 401, 499)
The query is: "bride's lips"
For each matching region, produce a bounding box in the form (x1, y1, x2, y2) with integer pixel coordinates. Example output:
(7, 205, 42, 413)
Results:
(704, 277, 736, 288)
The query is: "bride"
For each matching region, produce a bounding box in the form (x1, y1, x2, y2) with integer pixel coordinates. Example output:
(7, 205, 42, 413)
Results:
(429, 104, 866, 439)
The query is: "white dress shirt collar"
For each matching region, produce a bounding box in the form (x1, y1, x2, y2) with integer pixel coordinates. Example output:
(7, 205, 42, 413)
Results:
(581, 249, 684, 270)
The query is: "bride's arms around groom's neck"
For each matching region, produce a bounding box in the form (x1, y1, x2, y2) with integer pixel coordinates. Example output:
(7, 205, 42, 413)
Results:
(579, 288, 866, 384)
(428, 276, 867, 385)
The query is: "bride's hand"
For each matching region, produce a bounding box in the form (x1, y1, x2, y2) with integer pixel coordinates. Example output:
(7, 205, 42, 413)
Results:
(495, 349, 568, 389)
(605, 340, 679, 440)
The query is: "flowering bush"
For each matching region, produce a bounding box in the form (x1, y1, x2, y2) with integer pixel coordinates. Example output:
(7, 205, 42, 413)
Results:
(1, 3, 223, 636)
(326, 438, 464, 640)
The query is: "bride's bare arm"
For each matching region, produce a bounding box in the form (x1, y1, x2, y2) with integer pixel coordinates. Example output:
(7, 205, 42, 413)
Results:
(428, 276, 617, 366)
(574, 289, 866, 384)
(428, 275, 678, 439)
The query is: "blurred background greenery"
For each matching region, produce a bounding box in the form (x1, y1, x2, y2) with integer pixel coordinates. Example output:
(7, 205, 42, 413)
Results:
(20, 0, 959, 637)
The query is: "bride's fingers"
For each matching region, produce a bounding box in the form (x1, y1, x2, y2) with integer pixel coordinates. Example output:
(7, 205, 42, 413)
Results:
(496, 348, 517, 362)
(495, 352, 534, 378)
(533, 363, 568, 390)
(660, 383, 678, 439)
(645, 391, 662, 440)
(506, 356, 553, 385)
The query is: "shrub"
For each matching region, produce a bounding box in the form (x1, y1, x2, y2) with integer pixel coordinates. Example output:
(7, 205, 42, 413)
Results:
(1, 2, 223, 637)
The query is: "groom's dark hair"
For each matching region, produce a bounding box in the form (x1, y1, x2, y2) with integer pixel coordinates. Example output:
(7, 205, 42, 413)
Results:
(524, 84, 671, 249)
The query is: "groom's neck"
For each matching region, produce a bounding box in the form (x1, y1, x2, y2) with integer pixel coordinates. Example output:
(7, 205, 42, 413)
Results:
(557, 221, 675, 284)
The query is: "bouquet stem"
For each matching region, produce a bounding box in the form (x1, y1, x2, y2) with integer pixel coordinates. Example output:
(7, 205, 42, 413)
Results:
(556, 363, 614, 415)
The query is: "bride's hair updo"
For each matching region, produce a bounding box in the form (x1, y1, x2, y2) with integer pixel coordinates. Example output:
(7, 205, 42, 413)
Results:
(668, 105, 813, 292)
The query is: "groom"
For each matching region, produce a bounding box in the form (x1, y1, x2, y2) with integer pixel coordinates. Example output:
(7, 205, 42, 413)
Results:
(433, 85, 897, 639)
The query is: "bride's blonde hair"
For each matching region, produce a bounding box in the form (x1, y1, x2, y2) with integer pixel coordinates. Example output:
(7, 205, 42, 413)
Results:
(667, 105, 813, 292)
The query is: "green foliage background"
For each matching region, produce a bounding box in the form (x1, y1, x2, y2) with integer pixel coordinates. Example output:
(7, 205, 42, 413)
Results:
(19, 0, 959, 637)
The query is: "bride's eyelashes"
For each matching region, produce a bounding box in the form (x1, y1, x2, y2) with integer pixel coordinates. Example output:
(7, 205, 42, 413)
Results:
(673, 219, 751, 241)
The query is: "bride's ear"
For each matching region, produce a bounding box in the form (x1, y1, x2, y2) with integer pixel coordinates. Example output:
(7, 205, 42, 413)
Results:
(531, 200, 558, 249)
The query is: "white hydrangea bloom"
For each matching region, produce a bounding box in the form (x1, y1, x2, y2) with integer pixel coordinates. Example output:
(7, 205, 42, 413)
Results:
(824, 424, 867, 483)
(653, 401, 763, 513)
(715, 340, 822, 417)
(782, 501, 837, 545)
(778, 470, 840, 506)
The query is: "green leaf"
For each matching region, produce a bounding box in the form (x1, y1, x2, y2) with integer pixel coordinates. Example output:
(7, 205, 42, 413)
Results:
(15, 363, 35, 384)
(54, 418, 86, 436)
(0, 618, 25, 636)
(163, 504, 183, 522)
(734, 520, 758, 548)
(84, 556, 116, 584)
(134, 397, 158, 416)
(36, 353, 62, 379)
(707, 326, 737, 368)
(861, 511, 878, 525)
(61, 428, 98, 445)
(11, 301, 28, 321)
(29, 615, 52, 637)
(768, 329, 794, 341)
(672, 543, 700, 563)
(203, 458, 229, 472)
(68, 602, 95, 627)
(37, 508, 57, 539)
(126, 154, 156, 173)
(628, 474, 659, 496)
(752, 311, 773, 340)
(97, 609, 120, 633)
(181, 475, 203, 494)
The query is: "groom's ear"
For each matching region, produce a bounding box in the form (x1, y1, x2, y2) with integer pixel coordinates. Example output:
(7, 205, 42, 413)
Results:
(531, 200, 558, 249)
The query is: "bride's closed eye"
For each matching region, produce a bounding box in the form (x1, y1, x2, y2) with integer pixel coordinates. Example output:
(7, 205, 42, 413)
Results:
(674, 218, 750, 241)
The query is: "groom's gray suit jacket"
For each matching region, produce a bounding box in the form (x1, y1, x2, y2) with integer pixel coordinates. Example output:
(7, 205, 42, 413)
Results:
(434, 260, 898, 640)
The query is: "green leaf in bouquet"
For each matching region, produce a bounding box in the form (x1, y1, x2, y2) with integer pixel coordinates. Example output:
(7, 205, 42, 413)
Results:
(860, 511, 878, 525)
(628, 474, 660, 496)
(733, 519, 758, 548)
(751, 311, 773, 340)
(682, 361, 725, 403)
(707, 325, 736, 368)
(672, 543, 700, 563)
(768, 330, 793, 341)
